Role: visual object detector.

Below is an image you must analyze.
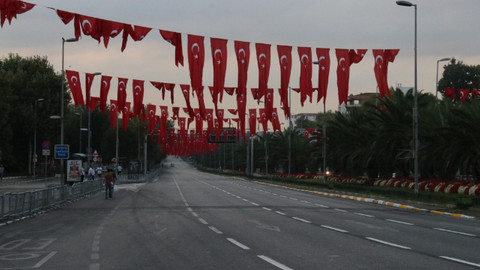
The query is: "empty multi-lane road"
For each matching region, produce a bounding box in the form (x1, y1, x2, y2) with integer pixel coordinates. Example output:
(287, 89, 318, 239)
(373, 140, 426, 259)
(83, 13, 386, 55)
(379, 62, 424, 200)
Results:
(1, 157, 479, 269)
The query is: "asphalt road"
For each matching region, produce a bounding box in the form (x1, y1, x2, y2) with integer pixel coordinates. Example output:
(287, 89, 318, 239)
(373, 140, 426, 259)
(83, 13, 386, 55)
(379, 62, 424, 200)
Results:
(1, 157, 480, 269)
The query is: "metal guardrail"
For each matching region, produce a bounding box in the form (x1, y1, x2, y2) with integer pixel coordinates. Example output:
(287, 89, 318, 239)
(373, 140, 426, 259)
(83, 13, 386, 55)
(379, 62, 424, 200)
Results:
(0, 180, 103, 221)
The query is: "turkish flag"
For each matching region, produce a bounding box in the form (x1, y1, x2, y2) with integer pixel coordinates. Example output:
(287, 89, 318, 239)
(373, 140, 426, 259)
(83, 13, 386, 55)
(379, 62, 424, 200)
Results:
(160, 106, 169, 139)
(1, 1, 35, 26)
(316, 48, 330, 104)
(256, 43, 271, 94)
(194, 86, 206, 118)
(298, 47, 313, 106)
(164, 83, 175, 104)
(147, 104, 157, 135)
(160, 29, 184, 66)
(235, 41, 250, 140)
(121, 24, 151, 51)
(188, 34, 205, 92)
(248, 109, 257, 136)
(172, 107, 179, 120)
(90, 97, 100, 112)
(336, 49, 367, 105)
(150, 81, 165, 99)
(65, 70, 84, 107)
(305, 128, 315, 139)
(211, 38, 228, 109)
(205, 108, 214, 136)
(259, 109, 268, 132)
(99, 75, 112, 114)
(277, 45, 292, 118)
(264, 88, 274, 120)
(224, 87, 235, 96)
(100, 19, 124, 48)
(85, 73, 96, 110)
(194, 109, 203, 135)
(228, 109, 238, 116)
(77, 15, 101, 42)
(472, 89, 480, 97)
(117, 77, 128, 111)
(251, 88, 264, 103)
(373, 49, 400, 98)
(121, 102, 131, 131)
(180, 84, 194, 118)
(132, 79, 145, 117)
(109, 100, 118, 129)
(271, 108, 281, 133)
(444, 88, 455, 99)
(459, 89, 470, 102)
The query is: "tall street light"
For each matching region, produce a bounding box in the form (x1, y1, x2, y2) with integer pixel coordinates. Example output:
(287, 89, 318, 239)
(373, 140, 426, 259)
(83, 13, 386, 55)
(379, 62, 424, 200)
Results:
(436, 57, 451, 99)
(396, 0, 419, 193)
(33, 98, 45, 178)
(313, 61, 328, 184)
(61, 37, 77, 184)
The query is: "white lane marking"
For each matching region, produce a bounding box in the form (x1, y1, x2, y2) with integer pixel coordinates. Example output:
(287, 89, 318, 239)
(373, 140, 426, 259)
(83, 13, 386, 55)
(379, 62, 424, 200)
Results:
(243, 198, 249, 202)
(386, 219, 414, 226)
(434, 228, 476, 237)
(89, 263, 100, 270)
(209, 226, 223, 234)
(258, 255, 293, 270)
(354, 212, 374, 218)
(250, 202, 260, 206)
(262, 207, 272, 211)
(301, 200, 311, 204)
(292, 217, 311, 224)
(275, 211, 287, 216)
(439, 256, 480, 268)
(192, 212, 199, 218)
(198, 218, 208, 225)
(187, 207, 193, 212)
(334, 208, 347, 213)
(227, 238, 250, 250)
(33, 251, 57, 268)
(314, 203, 329, 208)
(321, 225, 348, 233)
(289, 197, 298, 201)
(366, 237, 411, 250)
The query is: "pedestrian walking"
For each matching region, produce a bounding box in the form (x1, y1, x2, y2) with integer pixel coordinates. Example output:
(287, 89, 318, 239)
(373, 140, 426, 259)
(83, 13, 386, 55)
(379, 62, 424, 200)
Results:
(0, 164, 4, 181)
(104, 168, 116, 199)
(80, 166, 85, 182)
(88, 165, 95, 181)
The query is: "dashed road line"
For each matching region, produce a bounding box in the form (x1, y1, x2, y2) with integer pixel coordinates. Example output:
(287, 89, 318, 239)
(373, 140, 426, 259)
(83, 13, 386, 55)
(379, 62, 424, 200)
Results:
(386, 219, 414, 226)
(321, 225, 348, 233)
(292, 217, 311, 224)
(434, 228, 476, 237)
(366, 237, 411, 250)
(227, 238, 250, 250)
(258, 255, 293, 270)
(439, 256, 480, 268)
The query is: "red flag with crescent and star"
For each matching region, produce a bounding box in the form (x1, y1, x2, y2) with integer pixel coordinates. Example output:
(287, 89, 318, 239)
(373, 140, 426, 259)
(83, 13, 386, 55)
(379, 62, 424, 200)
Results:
(90, 97, 99, 112)
(172, 107, 179, 120)
(194, 109, 203, 135)
(0, 0, 35, 27)
(65, 70, 84, 107)
(248, 109, 257, 136)
(109, 100, 118, 129)
(99, 75, 112, 114)
(121, 24, 151, 52)
(85, 73, 96, 110)
(459, 89, 470, 102)
(132, 79, 144, 117)
(211, 38, 228, 111)
(277, 45, 292, 118)
(150, 81, 165, 100)
(117, 77, 128, 111)
(147, 104, 157, 135)
(336, 49, 367, 106)
(271, 108, 281, 133)
(181, 84, 194, 118)
(298, 47, 313, 106)
(160, 106, 168, 139)
(259, 108, 268, 132)
(264, 88, 274, 120)
(160, 29, 184, 66)
(316, 48, 330, 104)
(235, 40, 250, 140)
(121, 102, 131, 131)
(443, 88, 455, 99)
(373, 49, 400, 99)
(100, 19, 124, 48)
(164, 83, 175, 104)
(188, 34, 205, 92)
(256, 43, 271, 95)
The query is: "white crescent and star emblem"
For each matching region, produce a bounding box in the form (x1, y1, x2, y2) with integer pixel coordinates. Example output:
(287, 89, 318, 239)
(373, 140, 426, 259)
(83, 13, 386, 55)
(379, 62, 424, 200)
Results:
(239, 49, 246, 64)
(111, 104, 116, 110)
(214, 49, 222, 64)
(376, 55, 384, 69)
(259, 53, 267, 68)
(318, 56, 326, 70)
(301, 54, 309, 66)
(280, 55, 288, 69)
(71, 75, 78, 86)
(102, 80, 108, 88)
(192, 43, 200, 59)
(339, 57, 346, 71)
(82, 20, 93, 34)
(119, 81, 125, 91)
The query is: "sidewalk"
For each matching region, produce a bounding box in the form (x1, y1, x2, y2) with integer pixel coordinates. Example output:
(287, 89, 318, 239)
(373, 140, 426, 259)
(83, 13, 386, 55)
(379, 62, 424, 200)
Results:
(0, 176, 64, 194)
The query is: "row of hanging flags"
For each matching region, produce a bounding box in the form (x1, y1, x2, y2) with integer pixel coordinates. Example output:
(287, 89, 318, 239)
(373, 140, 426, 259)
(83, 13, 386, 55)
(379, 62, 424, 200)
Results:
(2, 0, 401, 154)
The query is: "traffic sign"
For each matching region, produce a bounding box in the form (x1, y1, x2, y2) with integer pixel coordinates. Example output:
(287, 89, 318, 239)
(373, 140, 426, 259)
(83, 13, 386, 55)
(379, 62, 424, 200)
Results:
(54, 144, 69, 159)
(42, 140, 51, 149)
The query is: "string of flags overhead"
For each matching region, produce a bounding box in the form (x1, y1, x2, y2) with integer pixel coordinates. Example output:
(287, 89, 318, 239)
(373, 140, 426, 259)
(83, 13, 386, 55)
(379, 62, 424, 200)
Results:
(1, 0, 401, 153)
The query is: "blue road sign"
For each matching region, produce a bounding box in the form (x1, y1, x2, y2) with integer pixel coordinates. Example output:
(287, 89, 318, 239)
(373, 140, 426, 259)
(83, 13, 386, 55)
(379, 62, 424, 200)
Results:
(55, 144, 70, 159)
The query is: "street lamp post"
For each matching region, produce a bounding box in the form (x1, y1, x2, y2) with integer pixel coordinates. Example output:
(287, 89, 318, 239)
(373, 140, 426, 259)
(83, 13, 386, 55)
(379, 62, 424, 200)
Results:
(33, 98, 45, 178)
(436, 57, 451, 99)
(396, 0, 419, 193)
(61, 37, 77, 184)
(313, 61, 328, 184)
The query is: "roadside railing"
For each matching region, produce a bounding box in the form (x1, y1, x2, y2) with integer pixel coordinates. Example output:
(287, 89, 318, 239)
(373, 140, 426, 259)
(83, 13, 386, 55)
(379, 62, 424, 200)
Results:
(0, 180, 103, 221)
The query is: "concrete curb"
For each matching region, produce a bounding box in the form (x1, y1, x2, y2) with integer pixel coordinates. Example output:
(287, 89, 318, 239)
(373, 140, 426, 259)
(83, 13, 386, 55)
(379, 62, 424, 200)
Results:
(251, 180, 476, 219)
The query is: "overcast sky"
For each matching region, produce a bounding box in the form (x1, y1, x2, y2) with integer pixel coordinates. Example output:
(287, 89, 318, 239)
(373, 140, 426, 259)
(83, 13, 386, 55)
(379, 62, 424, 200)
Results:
(1, 0, 479, 124)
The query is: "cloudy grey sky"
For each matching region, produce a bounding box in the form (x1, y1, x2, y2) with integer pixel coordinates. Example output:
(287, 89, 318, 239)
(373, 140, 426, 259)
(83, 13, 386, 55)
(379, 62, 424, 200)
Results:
(1, 0, 479, 123)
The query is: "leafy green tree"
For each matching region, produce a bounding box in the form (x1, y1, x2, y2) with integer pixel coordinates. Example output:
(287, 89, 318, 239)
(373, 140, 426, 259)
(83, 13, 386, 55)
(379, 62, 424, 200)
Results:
(438, 58, 480, 101)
